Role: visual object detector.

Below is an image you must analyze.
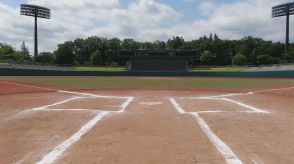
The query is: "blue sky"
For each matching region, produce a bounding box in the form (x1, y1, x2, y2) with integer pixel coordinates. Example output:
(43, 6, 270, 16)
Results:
(0, 0, 292, 53)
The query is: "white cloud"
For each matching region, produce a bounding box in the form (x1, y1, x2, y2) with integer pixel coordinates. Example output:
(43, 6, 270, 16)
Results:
(165, 0, 293, 42)
(1, 0, 182, 54)
(0, 0, 293, 54)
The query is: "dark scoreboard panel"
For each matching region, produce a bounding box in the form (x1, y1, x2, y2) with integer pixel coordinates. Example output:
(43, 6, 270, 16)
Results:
(119, 49, 198, 72)
(131, 57, 188, 72)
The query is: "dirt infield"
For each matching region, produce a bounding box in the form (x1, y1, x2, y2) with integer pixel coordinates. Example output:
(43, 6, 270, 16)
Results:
(0, 80, 294, 164)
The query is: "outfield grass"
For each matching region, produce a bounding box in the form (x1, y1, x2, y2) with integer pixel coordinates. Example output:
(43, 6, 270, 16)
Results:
(3, 77, 294, 90)
(74, 67, 125, 72)
(191, 67, 244, 72)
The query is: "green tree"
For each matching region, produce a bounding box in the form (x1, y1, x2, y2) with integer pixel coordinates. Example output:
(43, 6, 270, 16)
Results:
(167, 36, 185, 49)
(55, 41, 75, 65)
(233, 53, 247, 65)
(20, 41, 29, 57)
(256, 55, 278, 65)
(90, 50, 102, 65)
(36, 52, 55, 64)
(0, 44, 15, 55)
(11, 51, 31, 62)
(73, 38, 87, 64)
(200, 50, 214, 65)
(50, 34, 290, 66)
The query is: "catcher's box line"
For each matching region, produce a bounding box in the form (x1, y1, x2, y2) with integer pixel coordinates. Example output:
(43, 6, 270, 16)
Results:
(1, 97, 81, 123)
(59, 90, 134, 99)
(36, 95, 134, 164)
(36, 111, 109, 164)
(190, 112, 243, 164)
(2, 86, 134, 121)
(221, 98, 269, 113)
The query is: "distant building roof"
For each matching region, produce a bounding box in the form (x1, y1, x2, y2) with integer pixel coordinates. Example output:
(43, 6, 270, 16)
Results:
(119, 49, 199, 58)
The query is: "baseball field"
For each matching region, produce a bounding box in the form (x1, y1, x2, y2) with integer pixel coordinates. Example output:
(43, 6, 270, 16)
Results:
(0, 76, 294, 164)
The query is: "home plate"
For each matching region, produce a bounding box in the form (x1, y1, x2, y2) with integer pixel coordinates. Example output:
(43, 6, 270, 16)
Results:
(139, 102, 163, 106)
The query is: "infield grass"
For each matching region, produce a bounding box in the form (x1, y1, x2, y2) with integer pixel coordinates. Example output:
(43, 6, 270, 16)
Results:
(2, 77, 294, 90)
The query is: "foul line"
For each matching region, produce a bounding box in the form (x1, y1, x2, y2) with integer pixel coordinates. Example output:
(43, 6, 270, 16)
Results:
(190, 112, 243, 164)
(36, 111, 109, 164)
(0, 81, 56, 91)
(253, 86, 294, 93)
(169, 98, 243, 164)
(176, 86, 294, 100)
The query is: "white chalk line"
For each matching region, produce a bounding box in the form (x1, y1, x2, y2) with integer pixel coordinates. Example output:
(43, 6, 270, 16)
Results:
(139, 101, 163, 106)
(169, 98, 186, 114)
(221, 98, 269, 114)
(58, 90, 133, 99)
(169, 98, 243, 164)
(36, 111, 109, 164)
(32, 97, 80, 111)
(0, 85, 135, 163)
(197, 110, 261, 114)
(5, 90, 134, 122)
(171, 96, 270, 114)
(33, 108, 125, 114)
(119, 97, 135, 112)
(190, 112, 243, 164)
(36, 94, 134, 164)
(169, 95, 273, 163)
(175, 86, 294, 100)
(253, 86, 294, 93)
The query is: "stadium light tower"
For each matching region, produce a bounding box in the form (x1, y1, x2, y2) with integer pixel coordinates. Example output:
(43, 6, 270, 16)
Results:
(272, 2, 294, 52)
(20, 4, 51, 61)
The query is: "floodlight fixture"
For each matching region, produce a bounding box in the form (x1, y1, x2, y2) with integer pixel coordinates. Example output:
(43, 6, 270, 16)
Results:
(272, 2, 294, 52)
(20, 4, 51, 61)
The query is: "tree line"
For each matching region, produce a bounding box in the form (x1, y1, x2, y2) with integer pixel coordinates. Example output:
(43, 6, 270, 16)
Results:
(1, 34, 294, 66)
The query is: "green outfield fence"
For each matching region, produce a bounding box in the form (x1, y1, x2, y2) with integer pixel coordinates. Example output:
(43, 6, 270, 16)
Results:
(0, 68, 294, 77)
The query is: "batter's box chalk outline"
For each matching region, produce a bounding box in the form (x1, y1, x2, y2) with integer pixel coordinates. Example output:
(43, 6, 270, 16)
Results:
(34, 91, 134, 164)
(170, 97, 243, 164)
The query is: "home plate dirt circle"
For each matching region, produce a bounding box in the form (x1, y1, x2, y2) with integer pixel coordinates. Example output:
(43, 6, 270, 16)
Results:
(139, 101, 163, 106)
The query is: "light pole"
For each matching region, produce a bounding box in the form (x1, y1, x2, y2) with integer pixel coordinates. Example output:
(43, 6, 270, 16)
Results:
(20, 4, 51, 61)
(272, 2, 294, 52)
